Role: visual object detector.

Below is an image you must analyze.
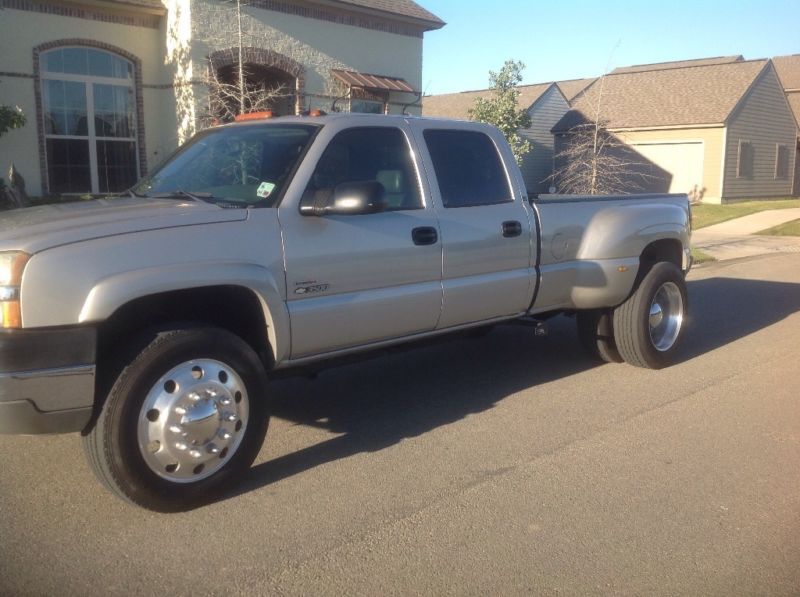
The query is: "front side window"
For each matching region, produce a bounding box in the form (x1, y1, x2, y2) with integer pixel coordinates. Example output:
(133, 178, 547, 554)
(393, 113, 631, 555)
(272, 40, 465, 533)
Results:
(41, 47, 138, 194)
(133, 124, 317, 206)
(304, 127, 422, 211)
(423, 129, 511, 207)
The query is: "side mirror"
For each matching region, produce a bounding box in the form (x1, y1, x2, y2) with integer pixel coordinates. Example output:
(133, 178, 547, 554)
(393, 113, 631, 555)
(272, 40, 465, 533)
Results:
(300, 181, 387, 216)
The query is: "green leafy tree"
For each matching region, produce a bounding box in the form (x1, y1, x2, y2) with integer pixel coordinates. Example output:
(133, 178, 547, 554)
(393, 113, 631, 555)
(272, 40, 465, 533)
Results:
(0, 104, 26, 137)
(469, 60, 532, 164)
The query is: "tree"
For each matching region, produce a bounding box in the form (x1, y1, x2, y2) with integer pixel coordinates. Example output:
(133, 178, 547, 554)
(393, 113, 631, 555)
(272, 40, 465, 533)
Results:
(551, 74, 661, 195)
(0, 104, 26, 137)
(469, 60, 532, 164)
(198, 0, 291, 126)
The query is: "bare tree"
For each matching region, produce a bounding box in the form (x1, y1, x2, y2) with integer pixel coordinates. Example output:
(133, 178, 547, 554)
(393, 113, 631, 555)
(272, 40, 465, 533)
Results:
(551, 117, 659, 195)
(197, 0, 291, 126)
(550, 46, 665, 195)
(203, 61, 287, 124)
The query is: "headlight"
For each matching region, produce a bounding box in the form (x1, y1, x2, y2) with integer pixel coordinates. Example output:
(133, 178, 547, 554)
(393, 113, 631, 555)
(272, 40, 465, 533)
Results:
(0, 251, 30, 328)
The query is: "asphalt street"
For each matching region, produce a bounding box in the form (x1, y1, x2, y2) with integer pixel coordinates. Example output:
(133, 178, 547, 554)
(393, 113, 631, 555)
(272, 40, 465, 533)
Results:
(1, 252, 799, 596)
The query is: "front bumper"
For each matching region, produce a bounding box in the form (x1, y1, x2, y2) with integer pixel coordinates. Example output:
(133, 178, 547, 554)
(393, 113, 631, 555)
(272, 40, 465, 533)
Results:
(0, 326, 96, 434)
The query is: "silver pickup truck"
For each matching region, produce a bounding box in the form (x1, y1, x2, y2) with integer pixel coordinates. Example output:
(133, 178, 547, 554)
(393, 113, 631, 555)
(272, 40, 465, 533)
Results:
(0, 113, 691, 511)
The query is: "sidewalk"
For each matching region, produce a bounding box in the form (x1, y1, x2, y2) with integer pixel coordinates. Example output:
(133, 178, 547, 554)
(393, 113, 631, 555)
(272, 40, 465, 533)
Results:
(692, 208, 800, 262)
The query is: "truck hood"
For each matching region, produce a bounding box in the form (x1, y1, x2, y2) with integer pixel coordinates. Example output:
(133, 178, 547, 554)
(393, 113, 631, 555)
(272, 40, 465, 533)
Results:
(0, 197, 249, 253)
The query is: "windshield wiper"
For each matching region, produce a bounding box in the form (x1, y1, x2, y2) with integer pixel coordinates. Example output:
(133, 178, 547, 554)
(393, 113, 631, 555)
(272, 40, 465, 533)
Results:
(147, 190, 248, 209)
(148, 190, 214, 202)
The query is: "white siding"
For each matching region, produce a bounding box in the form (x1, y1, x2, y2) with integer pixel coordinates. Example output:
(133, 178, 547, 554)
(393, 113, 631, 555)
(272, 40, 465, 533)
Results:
(518, 85, 569, 194)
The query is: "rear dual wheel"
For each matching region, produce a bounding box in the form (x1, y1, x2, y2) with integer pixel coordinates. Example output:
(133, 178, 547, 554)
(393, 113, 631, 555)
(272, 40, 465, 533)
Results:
(577, 262, 687, 369)
(84, 327, 269, 512)
(576, 309, 623, 363)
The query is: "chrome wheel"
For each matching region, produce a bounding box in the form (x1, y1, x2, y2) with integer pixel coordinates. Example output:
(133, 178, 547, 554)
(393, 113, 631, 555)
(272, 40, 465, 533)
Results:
(137, 358, 249, 483)
(649, 282, 684, 352)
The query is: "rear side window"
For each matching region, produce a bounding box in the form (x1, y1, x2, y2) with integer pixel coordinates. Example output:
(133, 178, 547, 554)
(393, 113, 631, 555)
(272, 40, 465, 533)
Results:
(304, 127, 422, 211)
(424, 129, 512, 208)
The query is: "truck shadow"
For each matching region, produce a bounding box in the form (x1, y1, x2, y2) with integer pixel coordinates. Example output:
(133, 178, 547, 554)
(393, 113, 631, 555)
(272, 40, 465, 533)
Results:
(221, 275, 800, 502)
(679, 277, 800, 360)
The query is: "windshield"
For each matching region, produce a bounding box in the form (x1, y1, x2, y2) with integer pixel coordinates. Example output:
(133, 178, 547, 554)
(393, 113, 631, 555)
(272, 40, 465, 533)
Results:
(132, 123, 318, 207)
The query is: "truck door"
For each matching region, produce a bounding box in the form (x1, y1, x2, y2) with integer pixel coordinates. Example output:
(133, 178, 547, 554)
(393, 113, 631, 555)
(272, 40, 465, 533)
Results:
(279, 124, 442, 359)
(415, 125, 535, 328)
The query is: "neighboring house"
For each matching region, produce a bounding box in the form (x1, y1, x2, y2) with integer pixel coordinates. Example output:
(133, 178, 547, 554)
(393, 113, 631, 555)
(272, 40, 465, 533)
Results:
(422, 77, 594, 194)
(0, 0, 444, 196)
(552, 57, 798, 203)
(772, 54, 800, 196)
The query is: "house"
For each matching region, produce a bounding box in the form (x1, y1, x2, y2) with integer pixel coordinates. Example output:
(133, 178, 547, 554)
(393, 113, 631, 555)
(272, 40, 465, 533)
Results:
(422, 77, 594, 194)
(772, 54, 800, 196)
(552, 57, 798, 203)
(0, 0, 444, 197)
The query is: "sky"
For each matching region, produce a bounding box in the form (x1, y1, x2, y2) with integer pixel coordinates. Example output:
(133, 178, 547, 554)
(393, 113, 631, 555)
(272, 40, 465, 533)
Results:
(420, 0, 800, 95)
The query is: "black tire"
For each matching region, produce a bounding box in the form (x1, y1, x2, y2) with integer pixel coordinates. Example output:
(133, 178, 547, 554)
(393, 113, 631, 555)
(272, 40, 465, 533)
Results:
(576, 309, 623, 363)
(612, 262, 688, 369)
(83, 326, 269, 512)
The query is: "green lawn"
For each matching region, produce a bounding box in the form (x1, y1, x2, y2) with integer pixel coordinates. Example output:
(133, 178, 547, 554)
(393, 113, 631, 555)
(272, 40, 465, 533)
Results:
(757, 219, 800, 237)
(690, 247, 716, 264)
(692, 199, 800, 229)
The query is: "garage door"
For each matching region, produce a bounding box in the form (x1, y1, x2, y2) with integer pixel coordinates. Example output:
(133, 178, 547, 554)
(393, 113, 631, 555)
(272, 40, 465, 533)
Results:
(631, 141, 704, 195)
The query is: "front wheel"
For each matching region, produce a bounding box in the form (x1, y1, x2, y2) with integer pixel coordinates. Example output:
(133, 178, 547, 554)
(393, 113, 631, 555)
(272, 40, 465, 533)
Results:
(84, 326, 269, 512)
(612, 262, 688, 369)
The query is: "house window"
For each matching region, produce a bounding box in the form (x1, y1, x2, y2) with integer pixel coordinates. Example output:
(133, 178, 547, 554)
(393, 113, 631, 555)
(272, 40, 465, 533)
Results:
(775, 144, 789, 179)
(41, 47, 139, 194)
(350, 99, 385, 114)
(737, 140, 754, 179)
(349, 88, 388, 114)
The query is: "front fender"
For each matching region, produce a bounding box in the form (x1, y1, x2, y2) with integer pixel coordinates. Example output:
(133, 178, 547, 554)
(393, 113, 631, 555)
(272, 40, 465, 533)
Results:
(78, 262, 290, 363)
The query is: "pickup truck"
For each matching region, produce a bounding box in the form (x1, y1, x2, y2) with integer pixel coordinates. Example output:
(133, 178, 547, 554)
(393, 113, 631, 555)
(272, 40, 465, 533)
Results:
(0, 113, 691, 511)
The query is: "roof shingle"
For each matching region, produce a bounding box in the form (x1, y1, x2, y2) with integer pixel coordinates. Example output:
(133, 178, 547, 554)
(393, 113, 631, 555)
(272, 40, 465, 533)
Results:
(773, 54, 800, 90)
(554, 77, 596, 102)
(785, 92, 800, 128)
(611, 55, 744, 75)
(422, 83, 553, 120)
(553, 59, 768, 131)
(330, 0, 444, 28)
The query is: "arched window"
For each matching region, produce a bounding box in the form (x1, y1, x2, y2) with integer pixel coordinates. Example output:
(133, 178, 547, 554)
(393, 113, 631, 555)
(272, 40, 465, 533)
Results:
(41, 47, 139, 194)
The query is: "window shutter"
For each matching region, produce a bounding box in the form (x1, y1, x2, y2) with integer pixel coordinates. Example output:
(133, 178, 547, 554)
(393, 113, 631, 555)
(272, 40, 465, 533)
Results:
(737, 140, 754, 179)
(775, 144, 789, 179)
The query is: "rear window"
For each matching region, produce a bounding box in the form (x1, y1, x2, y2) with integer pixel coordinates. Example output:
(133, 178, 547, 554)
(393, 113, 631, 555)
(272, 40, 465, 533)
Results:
(423, 129, 512, 208)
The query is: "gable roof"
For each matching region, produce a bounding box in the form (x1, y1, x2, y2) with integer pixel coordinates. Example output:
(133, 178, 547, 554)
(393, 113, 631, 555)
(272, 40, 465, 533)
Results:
(772, 54, 800, 128)
(554, 77, 596, 102)
(553, 59, 769, 132)
(330, 1, 445, 29)
(422, 82, 553, 120)
(611, 55, 744, 75)
(771, 54, 800, 89)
